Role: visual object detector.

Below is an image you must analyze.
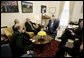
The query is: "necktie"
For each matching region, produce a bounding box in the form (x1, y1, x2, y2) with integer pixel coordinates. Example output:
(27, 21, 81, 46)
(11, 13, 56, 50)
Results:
(28, 22, 35, 30)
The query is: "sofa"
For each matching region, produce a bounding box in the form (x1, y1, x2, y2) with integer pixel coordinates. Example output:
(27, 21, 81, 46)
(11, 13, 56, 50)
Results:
(3, 24, 39, 40)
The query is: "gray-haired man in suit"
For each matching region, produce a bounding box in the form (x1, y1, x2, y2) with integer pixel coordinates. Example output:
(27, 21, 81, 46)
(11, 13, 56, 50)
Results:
(46, 15, 60, 39)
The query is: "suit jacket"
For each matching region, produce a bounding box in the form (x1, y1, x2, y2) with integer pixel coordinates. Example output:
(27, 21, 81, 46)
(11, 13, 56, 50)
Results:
(59, 28, 76, 47)
(12, 25, 17, 31)
(25, 21, 36, 32)
(58, 28, 83, 56)
(9, 31, 30, 57)
(47, 19, 59, 32)
(74, 27, 83, 44)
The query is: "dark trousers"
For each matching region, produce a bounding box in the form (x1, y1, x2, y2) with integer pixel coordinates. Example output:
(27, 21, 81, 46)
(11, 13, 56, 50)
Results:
(22, 32, 32, 45)
(45, 30, 57, 39)
(55, 40, 82, 57)
(54, 47, 65, 57)
(54, 46, 74, 57)
(31, 28, 40, 35)
(22, 32, 30, 39)
(72, 40, 82, 57)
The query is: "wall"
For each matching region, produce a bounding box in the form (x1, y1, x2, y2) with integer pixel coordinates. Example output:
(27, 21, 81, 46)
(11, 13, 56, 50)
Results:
(1, 1, 47, 27)
(69, 1, 75, 21)
(58, 1, 65, 19)
(1, 1, 61, 27)
(71, 1, 83, 22)
(1, 1, 83, 27)
(46, 1, 60, 19)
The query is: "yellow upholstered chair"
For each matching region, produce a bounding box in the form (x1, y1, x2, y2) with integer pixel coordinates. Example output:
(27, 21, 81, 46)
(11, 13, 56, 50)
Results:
(3, 27, 13, 40)
(3, 24, 39, 40)
(22, 24, 34, 38)
(33, 24, 39, 29)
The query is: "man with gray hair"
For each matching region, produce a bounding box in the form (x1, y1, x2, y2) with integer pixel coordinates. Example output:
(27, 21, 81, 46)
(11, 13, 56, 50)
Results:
(9, 25, 34, 57)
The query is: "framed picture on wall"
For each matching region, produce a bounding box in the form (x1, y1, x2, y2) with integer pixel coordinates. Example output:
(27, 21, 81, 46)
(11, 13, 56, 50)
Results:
(41, 5, 46, 13)
(49, 7, 56, 14)
(1, 1, 19, 13)
(21, 1, 33, 13)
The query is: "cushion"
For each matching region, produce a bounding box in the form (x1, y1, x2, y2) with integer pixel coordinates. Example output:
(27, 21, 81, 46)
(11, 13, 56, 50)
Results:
(25, 32, 34, 38)
(3, 24, 35, 38)
(3, 28, 13, 38)
(33, 24, 39, 29)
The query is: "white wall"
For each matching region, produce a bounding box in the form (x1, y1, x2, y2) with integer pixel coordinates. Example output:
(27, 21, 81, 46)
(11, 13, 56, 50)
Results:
(71, 1, 83, 22)
(46, 1, 60, 19)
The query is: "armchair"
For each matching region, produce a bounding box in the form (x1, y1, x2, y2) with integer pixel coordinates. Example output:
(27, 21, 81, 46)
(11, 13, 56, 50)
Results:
(3, 24, 39, 40)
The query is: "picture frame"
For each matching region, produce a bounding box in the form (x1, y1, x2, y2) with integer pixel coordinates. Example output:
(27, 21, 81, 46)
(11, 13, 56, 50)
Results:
(49, 7, 56, 14)
(41, 5, 47, 13)
(1, 1, 19, 13)
(21, 1, 33, 13)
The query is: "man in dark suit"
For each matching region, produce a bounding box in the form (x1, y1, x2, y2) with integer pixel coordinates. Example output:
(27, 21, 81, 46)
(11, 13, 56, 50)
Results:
(73, 20, 83, 57)
(46, 15, 59, 38)
(54, 20, 83, 57)
(12, 19, 30, 39)
(25, 18, 41, 35)
(9, 26, 34, 57)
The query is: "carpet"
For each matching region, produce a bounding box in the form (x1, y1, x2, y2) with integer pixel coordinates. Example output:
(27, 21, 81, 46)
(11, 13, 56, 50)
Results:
(33, 39, 60, 57)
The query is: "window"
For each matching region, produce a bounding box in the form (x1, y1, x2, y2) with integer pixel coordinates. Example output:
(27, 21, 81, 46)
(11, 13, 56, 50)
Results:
(59, 1, 69, 27)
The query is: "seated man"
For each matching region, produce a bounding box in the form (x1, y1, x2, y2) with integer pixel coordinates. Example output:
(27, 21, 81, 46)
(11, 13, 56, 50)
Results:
(25, 18, 41, 35)
(12, 19, 22, 31)
(55, 20, 83, 57)
(9, 26, 34, 57)
(12, 19, 30, 40)
(46, 15, 59, 38)
(54, 28, 76, 57)
(73, 20, 83, 57)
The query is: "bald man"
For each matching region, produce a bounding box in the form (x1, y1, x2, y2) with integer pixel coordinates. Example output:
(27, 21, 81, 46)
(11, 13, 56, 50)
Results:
(25, 18, 40, 35)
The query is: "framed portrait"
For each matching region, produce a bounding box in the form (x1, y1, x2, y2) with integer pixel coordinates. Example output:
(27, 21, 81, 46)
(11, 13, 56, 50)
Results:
(1, 1, 19, 13)
(49, 7, 56, 14)
(41, 5, 46, 13)
(21, 1, 33, 13)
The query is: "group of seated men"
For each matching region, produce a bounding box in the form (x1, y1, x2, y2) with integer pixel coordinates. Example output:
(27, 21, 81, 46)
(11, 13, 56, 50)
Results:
(9, 15, 83, 57)
(9, 15, 60, 57)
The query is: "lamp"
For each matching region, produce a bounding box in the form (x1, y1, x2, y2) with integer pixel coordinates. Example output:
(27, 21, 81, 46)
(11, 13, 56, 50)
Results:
(42, 14, 50, 19)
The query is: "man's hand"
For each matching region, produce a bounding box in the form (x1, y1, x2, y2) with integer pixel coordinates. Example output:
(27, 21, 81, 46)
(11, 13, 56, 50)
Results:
(27, 51, 30, 55)
(75, 38, 79, 41)
(71, 33, 75, 36)
(80, 44, 83, 51)
(69, 30, 75, 36)
(36, 24, 39, 28)
(21, 29, 25, 33)
(36, 24, 39, 26)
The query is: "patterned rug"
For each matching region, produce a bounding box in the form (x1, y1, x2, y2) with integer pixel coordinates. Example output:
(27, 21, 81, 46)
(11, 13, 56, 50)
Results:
(33, 39, 60, 57)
